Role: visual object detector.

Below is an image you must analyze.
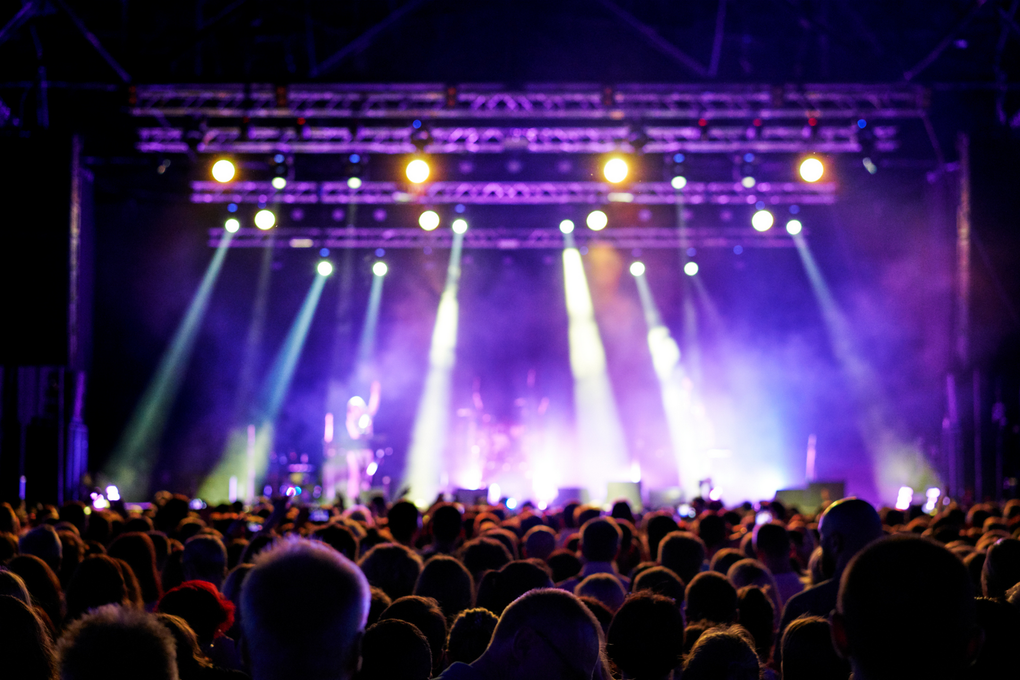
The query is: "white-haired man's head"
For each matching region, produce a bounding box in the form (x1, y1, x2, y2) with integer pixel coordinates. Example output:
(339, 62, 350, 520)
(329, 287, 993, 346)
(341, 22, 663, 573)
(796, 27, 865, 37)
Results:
(241, 537, 371, 680)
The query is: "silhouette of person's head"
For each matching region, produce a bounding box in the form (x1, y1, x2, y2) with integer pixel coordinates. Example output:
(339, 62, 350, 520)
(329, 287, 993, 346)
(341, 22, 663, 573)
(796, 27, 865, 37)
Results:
(182, 535, 227, 590)
(0, 595, 55, 680)
(696, 513, 728, 552)
(66, 555, 128, 623)
(107, 532, 162, 605)
(682, 626, 760, 680)
(415, 554, 475, 621)
(358, 619, 432, 680)
(575, 573, 626, 612)
(685, 571, 737, 625)
(607, 592, 684, 680)
(477, 560, 554, 615)
(546, 549, 582, 583)
(981, 538, 1020, 599)
(19, 525, 63, 574)
(709, 548, 746, 576)
(241, 538, 370, 680)
(523, 526, 557, 561)
(832, 535, 980, 680)
(447, 607, 499, 665)
(818, 498, 883, 578)
(780, 616, 850, 680)
(57, 605, 178, 680)
(645, 513, 680, 561)
(0, 569, 31, 604)
(358, 542, 423, 600)
(659, 531, 707, 586)
(735, 585, 774, 663)
(430, 503, 464, 546)
(633, 565, 686, 610)
(579, 517, 622, 563)
(380, 595, 447, 675)
(387, 501, 421, 545)
(753, 522, 792, 573)
(9, 554, 63, 631)
(459, 537, 512, 582)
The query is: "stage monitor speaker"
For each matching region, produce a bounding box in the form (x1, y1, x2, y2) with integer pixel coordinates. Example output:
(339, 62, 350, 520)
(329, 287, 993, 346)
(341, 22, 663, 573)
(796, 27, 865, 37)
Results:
(453, 488, 488, 507)
(553, 487, 589, 507)
(648, 487, 683, 510)
(606, 481, 642, 511)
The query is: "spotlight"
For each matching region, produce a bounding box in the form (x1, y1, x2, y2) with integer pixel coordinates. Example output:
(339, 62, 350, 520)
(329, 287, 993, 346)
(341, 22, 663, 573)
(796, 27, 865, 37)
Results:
(372, 261, 388, 277)
(406, 158, 431, 184)
(629, 261, 646, 277)
(799, 157, 824, 183)
(419, 210, 440, 231)
(347, 177, 363, 189)
(224, 218, 240, 233)
(741, 176, 756, 189)
(586, 210, 608, 231)
(451, 218, 468, 234)
(271, 176, 287, 190)
(603, 158, 629, 184)
(317, 260, 334, 277)
(211, 159, 236, 183)
(751, 209, 774, 232)
(786, 219, 803, 235)
(559, 219, 575, 234)
(671, 176, 687, 190)
(684, 261, 699, 276)
(254, 209, 276, 230)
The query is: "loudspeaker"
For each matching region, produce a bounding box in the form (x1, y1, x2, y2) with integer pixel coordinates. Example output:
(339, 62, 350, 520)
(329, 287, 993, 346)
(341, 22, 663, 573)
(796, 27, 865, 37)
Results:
(606, 481, 642, 511)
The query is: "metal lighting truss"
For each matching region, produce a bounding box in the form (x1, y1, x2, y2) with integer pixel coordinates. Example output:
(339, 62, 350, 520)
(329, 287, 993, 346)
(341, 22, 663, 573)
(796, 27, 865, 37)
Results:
(191, 180, 835, 205)
(211, 226, 801, 250)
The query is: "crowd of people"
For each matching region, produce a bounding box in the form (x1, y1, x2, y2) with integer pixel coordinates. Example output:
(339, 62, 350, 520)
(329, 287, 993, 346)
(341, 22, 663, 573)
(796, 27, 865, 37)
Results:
(1, 489, 1019, 680)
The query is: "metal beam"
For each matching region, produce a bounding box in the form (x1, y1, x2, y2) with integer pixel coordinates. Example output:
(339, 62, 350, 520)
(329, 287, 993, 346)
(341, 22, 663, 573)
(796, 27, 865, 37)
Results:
(596, 0, 709, 77)
(190, 179, 836, 205)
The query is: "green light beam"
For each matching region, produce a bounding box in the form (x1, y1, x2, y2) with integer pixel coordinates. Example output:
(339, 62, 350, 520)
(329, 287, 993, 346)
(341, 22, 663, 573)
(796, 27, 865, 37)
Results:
(104, 232, 234, 500)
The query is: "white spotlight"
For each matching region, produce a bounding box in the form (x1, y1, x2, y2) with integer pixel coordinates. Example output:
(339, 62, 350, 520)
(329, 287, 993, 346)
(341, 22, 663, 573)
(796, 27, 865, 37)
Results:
(786, 219, 803, 235)
(224, 218, 240, 233)
(211, 159, 235, 183)
(684, 261, 699, 276)
(629, 261, 646, 277)
(406, 158, 430, 184)
(452, 218, 468, 234)
(372, 261, 388, 277)
(751, 209, 774, 232)
(586, 210, 608, 231)
(603, 158, 629, 184)
(271, 176, 287, 190)
(347, 177, 363, 189)
(670, 176, 687, 190)
(254, 209, 276, 230)
(317, 260, 334, 276)
(559, 219, 575, 234)
(419, 210, 440, 231)
(799, 157, 824, 183)
(741, 176, 756, 189)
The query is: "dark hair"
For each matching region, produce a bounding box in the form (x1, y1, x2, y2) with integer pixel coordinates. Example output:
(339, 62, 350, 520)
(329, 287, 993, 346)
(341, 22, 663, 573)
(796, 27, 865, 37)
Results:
(580, 517, 622, 563)
(659, 531, 708, 585)
(476, 560, 554, 615)
(359, 619, 431, 680)
(386, 501, 421, 545)
(682, 626, 760, 680)
(107, 532, 162, 604)
(446, 608, 498, 665)
(709, 548, 746, 576)
(0, 594, 55, 680)
(380, 595, 447, 675)
(430, 504, 464, 544)
(632, 566, 685, 608)
(458, 537, 512, 582)
(696, 513, 728, 549)
(9, 555, 64, 631)
(578, 595, 613, 636)
(736, 585, 774, 663)
(155, 612, 216, 678)
(312, 523, 359, 561)
(645, 513, 680, 561)
(358, 543, 424, 600)
(367, 586, 392, 626)
(546, 549, 582, 583)
(982, 538, 1020, 599)
(66, 556, 128, 623)
(685, 571, 737, 624)
(781, 616, 850, 680)
(415, 554, 475, 621)
(607, 592, 684, 679)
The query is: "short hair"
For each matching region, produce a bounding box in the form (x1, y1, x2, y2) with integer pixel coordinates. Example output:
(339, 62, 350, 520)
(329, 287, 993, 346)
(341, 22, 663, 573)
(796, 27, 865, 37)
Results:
(607, 592, 684, 679)
(837, 535, 976, 680)
(182, 535, 227, 586)
(727, 559, 778, 596)
(696, 513, 727, 548)
(312, 524, 359, 561)
(753, 522, 790, 559)
(645, 513, 680, 560)
(735, 585, 774, 663)
(575, 573, 626, 612)
(709, 548, 746, 575)
(241, 538, 370, 680)
(682, 626, 760, 680)
(491, 588, 601, 675)
(430, 503, 463, 543)
(523, 526, 557, 561)
(358, 619, 431, 680)
(546, 549, 582, 583)
(66, 555, 128, 622)
(458, 537, 512, 581)
(367, 586, 391, 626)
(446, 608, 498, 665)
(579, 517, 622, 563)
(632, 566, 685, 608)
(19, 525, 63, 574)
(659, 531, 707, 586)
(386, 501, 421, 544)
(477, 560, 554, 615)
(57, 605, 178, 680)
(415, 554, 475, 621)
(781, 616, 850, 680)
(358, 543, 423, 600)
(0, 594, 55, 680)
(380, 595, 447, 675)
(685, 571, 737, 624)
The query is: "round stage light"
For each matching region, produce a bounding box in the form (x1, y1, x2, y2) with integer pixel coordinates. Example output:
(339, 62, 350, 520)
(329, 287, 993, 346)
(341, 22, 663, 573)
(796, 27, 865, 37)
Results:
(211, 159, 235, 183)
(418, 210, 440, 231)
(629, 261, 646, 277)
(317, 260, 334, 276)
(751, 209, 774, 232)
(452, 218, 468, 234)
(586, 210, 608, 231)
(372, 261, 388, 277)
(741, 176, 756, 189)
(347, 177, 363, 189)
(271, 176, 287, 190)
(799, 157, 824, 183)
(671, 175, 687, 190)
(406, 158, 430, 184)
(559, 219, 575, 234)
(603, 158, 629, 184)
(224, 218, 240, 233)
(684, 261, 699, 276)
(254, 209, 276, 230)
(786, 219, 803, 236)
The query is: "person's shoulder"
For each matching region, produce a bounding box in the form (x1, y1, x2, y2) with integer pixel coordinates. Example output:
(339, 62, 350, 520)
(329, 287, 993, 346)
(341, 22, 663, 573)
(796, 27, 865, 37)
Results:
(437, 661, 487, 680)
